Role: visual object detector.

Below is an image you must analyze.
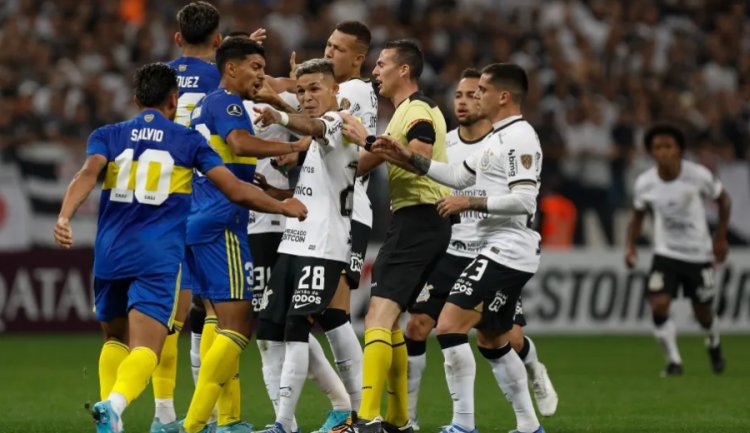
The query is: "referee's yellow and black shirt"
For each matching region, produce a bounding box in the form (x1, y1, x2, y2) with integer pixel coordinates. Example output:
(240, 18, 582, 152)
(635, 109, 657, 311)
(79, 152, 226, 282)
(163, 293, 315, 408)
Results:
(385, 91, 450, 211)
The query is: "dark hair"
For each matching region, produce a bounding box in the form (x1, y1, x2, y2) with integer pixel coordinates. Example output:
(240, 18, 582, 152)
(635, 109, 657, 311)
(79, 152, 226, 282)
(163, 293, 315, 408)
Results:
(133, 63, 178, 107)
(644, 123, 686, 152)
(295, 58, 335, 79)
(225, 30, 251, 38)
(384, 39, 423, 80)
(480, 63, 529, 104)
(215, 37, 266, 74)
(177, 1, 220, 45)
(335, 21, 371, 52)
(460, 68, 481, 79)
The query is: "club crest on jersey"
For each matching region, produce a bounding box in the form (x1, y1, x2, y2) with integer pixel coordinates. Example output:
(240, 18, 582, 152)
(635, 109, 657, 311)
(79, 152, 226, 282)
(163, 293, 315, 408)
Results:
(521, 154, 533, 169)
(179, 64, 187, 72)
(480, 149, 493, 171)
(339, 97, 351, 110)
(227, 104, 243, 116)
(144, 114, 154, 122)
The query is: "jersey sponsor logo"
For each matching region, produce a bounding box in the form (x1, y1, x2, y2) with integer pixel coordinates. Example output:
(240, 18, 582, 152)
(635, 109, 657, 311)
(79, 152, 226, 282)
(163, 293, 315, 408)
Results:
(521, 154, 532, 169)
(227, 104, 243, 116)
(258, 288, 273, 311)
(282, 229, 306, 243)
(130, 128, 164, 142)
(488, 290, 507, 312)
(508, 149, 517, 176)
(450, 280, 474, 296)
(301, 166, 315, 173)
(349, 251, 364, 273)
(177, 75, 201, 89)
(144, 114, 154, 122)
(450, 239, 485, 252)
(295, 185, 313, 196)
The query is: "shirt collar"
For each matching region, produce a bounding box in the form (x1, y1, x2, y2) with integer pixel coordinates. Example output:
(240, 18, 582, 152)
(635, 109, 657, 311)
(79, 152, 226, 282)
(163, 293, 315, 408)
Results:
(492, 115, 523, 131)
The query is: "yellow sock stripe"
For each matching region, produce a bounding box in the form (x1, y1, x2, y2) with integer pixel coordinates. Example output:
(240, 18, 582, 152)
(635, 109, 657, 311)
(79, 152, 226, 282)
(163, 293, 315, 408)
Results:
(104, 340, 130, 352)
(231, 233, 244, 299)
(205, 315, 219, 325)
(167, 265, 182, 329)
(217, 329, 249, 351)
(225, 230, 236, 299)
(173, 320, 184, 333)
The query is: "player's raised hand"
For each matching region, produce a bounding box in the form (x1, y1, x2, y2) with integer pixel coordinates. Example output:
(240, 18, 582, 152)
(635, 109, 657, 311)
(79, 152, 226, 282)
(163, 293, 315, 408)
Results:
(253, 106, 281, 127)
(624, 246, 637, 269)
(291, 136, 312, 152)
(289, 51, 298, 79)
(372, 135, 410, 161)
(253, 172, 270, 190)
(281, 197, 308, 221)
(436, 196, 470, 217)
(54, 217, 73, 249)
(713, 235, 728, 264)
(340, 112, 367, 146)
(249, 27, 267, 44)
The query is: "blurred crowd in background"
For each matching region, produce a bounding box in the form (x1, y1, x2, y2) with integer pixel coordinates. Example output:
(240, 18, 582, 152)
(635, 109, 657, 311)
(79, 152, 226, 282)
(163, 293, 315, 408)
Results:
(1, 0, 749, 249)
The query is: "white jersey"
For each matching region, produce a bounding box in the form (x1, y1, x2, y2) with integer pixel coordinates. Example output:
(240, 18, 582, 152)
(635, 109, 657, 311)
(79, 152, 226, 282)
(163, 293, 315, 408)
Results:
(245, 96, 297, 234)
(463, 116, 542, 273)
(278, 111, 359, 262)
(444, 128, 495, 258)
(338, 78, 377, 227)
(633, 160, 722, 263)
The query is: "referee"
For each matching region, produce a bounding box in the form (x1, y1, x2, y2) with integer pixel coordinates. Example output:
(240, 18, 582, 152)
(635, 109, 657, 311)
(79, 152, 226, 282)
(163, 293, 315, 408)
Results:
(340, 39, 451, 433)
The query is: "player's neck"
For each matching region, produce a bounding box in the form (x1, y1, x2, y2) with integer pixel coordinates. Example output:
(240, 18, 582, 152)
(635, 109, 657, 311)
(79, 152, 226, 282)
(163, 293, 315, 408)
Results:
(657, 160, 682, 181)
(391, 82, 419, 107)
(181, 45, 215, 62)
(458, 120, 493, 142)
(218, 78, 239, 95)
(490, 106, 523, 126)
(336, 69, 360, 84)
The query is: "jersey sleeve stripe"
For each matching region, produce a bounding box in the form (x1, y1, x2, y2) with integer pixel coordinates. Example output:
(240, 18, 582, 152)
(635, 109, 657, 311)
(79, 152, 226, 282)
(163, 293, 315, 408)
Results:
(102, 162, 194, 194)
(209, 134, 258, 165)
(463, 160, 476, 175)
(508, 179, 537, 188)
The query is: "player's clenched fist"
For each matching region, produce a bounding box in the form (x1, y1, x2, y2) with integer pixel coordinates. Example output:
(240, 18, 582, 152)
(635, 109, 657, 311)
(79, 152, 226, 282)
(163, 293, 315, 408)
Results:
(54, 217, 73, 249)
(281, 197, 308, 221)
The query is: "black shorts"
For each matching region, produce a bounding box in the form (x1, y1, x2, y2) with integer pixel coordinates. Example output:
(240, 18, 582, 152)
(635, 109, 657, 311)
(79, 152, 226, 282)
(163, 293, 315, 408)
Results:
(410, 253, 527, 327)
(648, 255, 716, 304)
(258, 253, 346, 324)
(371, 205, 452, 310)
(345, 220, 371, 289)
(446, 255, 533, 333)
(248, 232, 283, 314)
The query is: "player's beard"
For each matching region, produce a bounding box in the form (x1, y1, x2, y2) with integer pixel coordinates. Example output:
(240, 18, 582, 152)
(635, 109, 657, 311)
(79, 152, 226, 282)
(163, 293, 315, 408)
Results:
(458, 113, 481, 126)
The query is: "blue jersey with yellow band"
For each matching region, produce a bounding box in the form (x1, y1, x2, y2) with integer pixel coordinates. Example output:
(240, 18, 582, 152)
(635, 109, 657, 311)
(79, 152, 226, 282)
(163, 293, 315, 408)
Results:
(88, 109, 224, 279)
(186, 88, 257, 245)
(167, 56, 221, 126)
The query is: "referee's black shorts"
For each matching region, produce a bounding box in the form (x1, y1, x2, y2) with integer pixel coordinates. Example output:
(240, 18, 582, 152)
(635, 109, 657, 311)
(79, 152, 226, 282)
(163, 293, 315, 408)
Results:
(370, 204, 452, 310)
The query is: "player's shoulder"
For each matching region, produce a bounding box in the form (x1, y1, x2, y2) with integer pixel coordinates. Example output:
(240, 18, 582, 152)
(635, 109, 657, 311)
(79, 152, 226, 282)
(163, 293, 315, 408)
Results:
(681, 159, 713, 180)
(204, 89, 244, 112)
(446, 128, 460, 147)
(634, 166, 658, 190)
(496, 119, 539, 148)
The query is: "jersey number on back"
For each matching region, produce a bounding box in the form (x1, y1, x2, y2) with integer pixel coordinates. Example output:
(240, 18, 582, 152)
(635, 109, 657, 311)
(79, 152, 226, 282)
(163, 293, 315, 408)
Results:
(110, 149, 174, 206)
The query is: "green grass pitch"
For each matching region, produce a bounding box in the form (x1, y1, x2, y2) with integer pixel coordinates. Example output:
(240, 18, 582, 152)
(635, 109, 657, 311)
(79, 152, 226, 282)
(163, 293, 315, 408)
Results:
(1, 334, 748, 433)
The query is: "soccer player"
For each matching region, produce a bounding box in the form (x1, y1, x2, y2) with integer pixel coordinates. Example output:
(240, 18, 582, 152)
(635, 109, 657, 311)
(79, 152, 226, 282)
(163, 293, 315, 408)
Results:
(53, 62, 306, 433)
(625, 124, 730, 376)
(251, 58, 361, 433)
(180, 38, 311, 433)
(152, 3, 222, 431)
(372, 63, 545, 433)
(333, 39, 453, 433)
(404, 69, 557, 430)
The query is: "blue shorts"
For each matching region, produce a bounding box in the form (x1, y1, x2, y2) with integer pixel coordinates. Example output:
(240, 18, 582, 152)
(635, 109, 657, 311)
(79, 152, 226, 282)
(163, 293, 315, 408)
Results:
(190, 229, 253, 302)
(94, 269, 181, 328)
(180, 248, 199, 292)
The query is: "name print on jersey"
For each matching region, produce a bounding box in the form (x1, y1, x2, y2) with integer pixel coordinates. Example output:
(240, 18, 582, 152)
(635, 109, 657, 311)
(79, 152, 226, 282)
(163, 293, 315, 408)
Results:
(130, 128, 164, 142)
(177, 75, 201, 88)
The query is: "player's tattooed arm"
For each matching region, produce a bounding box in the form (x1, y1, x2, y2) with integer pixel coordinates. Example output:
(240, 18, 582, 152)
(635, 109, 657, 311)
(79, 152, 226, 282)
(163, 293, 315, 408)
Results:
(468, 196, 488, 212)
(408, 152, 431, 175)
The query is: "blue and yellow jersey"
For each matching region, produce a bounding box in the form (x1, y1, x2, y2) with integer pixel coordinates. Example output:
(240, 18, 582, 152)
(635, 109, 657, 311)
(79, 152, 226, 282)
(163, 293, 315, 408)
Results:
(88, 109, 224, 279)
(186, 88, 257, 245)
(167, 56, 221, 126)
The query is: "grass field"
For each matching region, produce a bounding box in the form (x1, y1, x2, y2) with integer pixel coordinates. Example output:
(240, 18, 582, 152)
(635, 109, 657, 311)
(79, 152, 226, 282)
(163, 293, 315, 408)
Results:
(1, 334, 748, 433)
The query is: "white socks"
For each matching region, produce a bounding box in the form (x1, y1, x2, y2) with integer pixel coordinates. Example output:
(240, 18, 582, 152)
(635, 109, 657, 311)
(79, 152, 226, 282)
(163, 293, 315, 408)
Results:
(324, 322, 363, 410)
(442, 343, 476, 431)
(520, 336, 540, 376)
(190, 332, 202, 384)
(278, 342, 310, 433)
(259, 338, 299, 432)
(483, 345, 539, 433)
(309, 334, 351, 411)
(154, 398, 175, 424)
(407, 352, 427, 422)
(703, 319, 721, 349)
(654, 318, 682, 364)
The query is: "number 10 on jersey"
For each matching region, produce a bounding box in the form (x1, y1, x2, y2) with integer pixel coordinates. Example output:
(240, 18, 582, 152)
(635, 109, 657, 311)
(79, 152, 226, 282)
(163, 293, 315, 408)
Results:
(110, 149, 175, 206)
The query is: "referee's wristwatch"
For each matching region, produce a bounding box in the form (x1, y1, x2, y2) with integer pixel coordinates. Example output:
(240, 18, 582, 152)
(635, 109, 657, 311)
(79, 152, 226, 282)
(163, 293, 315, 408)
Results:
(364, 135, 376, 151)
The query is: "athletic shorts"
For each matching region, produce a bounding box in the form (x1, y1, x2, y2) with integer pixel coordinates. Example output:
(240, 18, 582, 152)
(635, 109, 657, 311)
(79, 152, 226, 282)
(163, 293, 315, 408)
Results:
(345, 220, 371, 289)
(259, 253, 346, 324)
(180, 248, 198, 292)
(371, 204, 452, 310)
(410, 253, 527, 326)
(446, 255, 533, 333)
(248, 232, 283, 313)
(189, 228, 253, 302)
(94, 268, 181, 328)
(648, 254, 716, 304)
